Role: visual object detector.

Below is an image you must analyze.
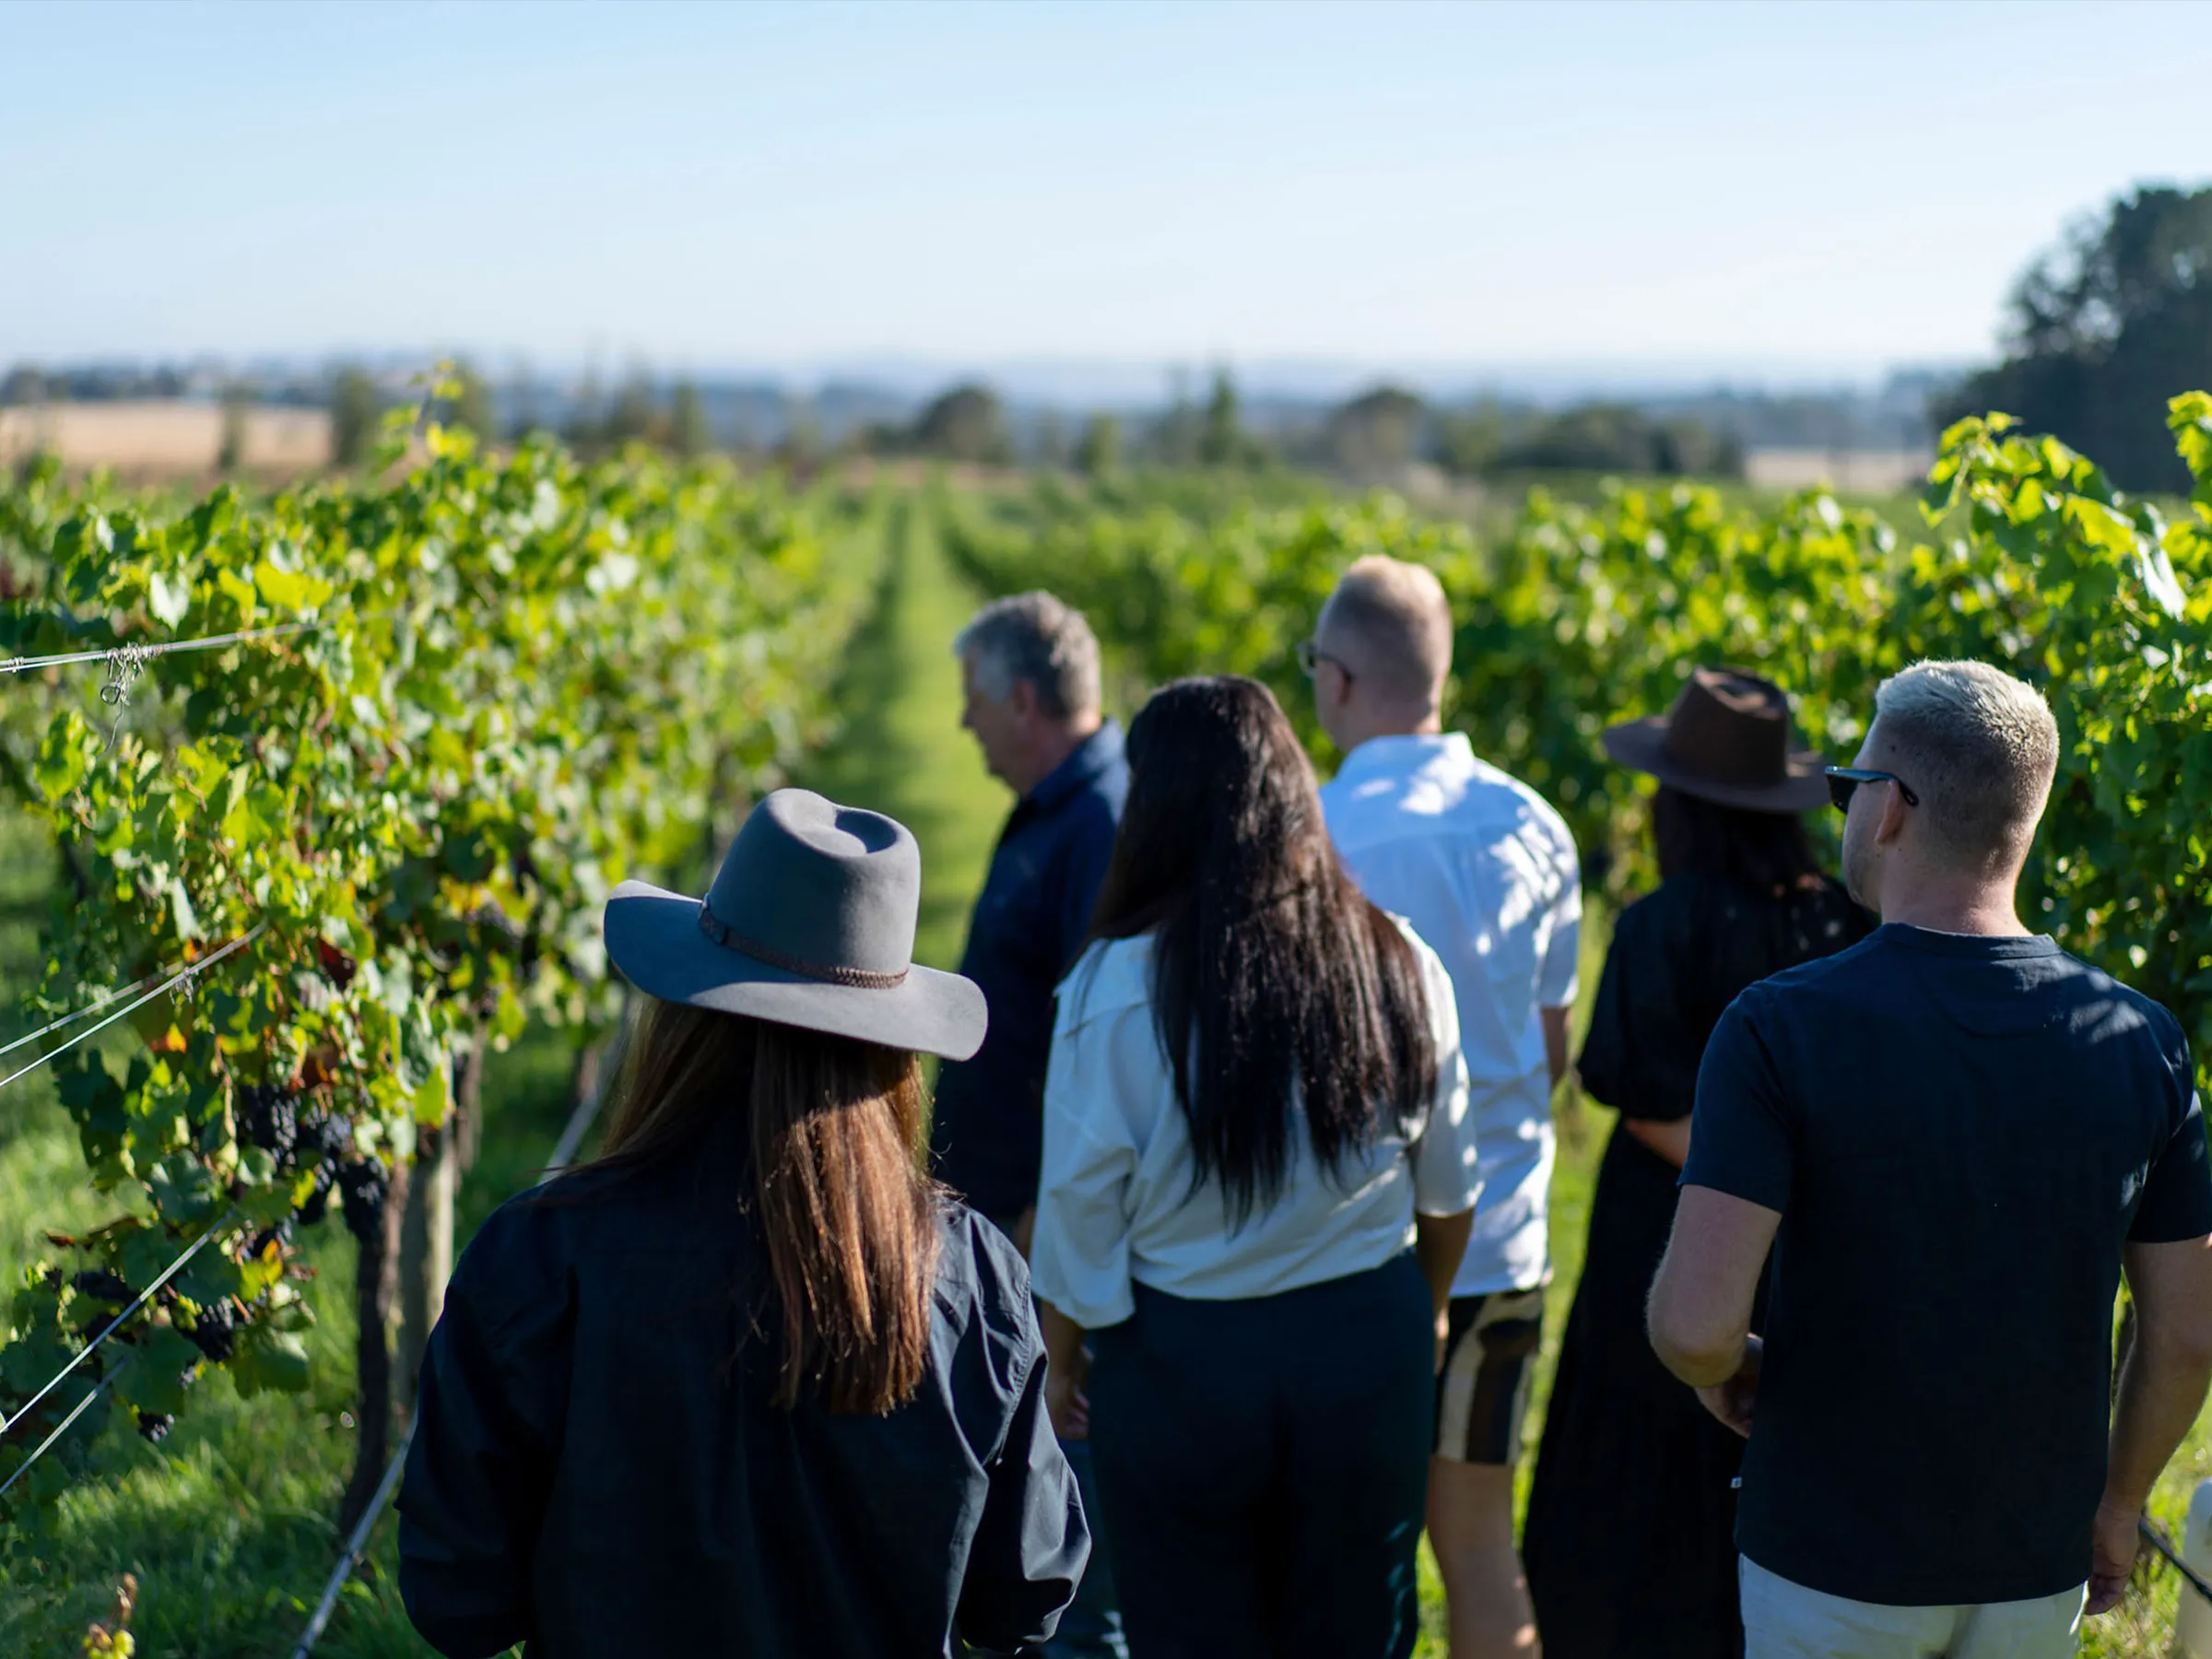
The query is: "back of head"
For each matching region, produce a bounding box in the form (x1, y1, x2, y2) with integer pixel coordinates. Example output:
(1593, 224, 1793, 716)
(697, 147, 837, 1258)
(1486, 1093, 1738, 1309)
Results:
(1870, 660, 2059, 874)
(953, 590, 1101, 719)
(1319, 555, 1453, 716)
(588, 999, 938, 1415)
(1089, 675, 1438, 1223)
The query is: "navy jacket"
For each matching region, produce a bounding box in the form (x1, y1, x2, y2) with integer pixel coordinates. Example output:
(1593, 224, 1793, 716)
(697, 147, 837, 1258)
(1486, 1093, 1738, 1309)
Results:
(932, 722, 1128, 1220)
(396, 1140, 1088, 1658)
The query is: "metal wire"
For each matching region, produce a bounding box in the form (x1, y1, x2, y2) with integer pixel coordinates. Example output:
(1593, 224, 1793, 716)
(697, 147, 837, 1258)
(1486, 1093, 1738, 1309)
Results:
(0, 974, 162, 1062)
(0, 1210, 234, 1442)
(0, 621, 324, 678)
(0, 925, 265, 1098)
(0, 1359, 131, 1505)
(2140, 1513, 2212, 1606)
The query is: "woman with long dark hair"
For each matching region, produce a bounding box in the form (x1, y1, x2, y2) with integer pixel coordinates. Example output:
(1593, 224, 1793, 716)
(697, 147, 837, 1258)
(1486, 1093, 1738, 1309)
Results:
(1521, 669, 1871, 1657)
(1030, 676, 1478, 1659)
(398, 789, 1088, 1657)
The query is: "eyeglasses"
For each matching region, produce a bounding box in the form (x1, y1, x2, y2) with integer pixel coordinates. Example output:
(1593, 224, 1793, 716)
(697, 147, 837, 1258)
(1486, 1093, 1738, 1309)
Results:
(1824, 767, 1920, 814)
(1296, 639, 1353, 682)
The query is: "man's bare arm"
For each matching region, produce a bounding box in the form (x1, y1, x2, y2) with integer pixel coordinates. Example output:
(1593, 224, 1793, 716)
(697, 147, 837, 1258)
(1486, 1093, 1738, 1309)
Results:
(1541, 1005, 1572, 1091)
(2090, 1234, 2212, 1612)
(1647, 1184, 1781, 1388)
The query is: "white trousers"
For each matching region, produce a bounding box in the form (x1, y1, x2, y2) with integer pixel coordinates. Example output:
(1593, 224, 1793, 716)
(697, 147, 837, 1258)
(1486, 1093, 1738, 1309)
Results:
(1739, 1556, 2087, 1659)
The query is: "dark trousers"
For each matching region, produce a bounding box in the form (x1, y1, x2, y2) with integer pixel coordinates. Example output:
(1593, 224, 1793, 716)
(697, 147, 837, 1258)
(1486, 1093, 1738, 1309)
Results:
(1087, 1252, 1433, 1659)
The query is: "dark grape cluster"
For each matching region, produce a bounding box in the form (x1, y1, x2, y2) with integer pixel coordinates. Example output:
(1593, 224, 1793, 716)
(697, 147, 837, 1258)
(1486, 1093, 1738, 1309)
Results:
(245, 1218, 294, 1261)
(237, 1082, 300, 1163)
(184, 1298, 239, 1365)
(136, 1410, 171, 1444)
(338, 1158, 389, 1242)
(72, 1269, 135, 1305)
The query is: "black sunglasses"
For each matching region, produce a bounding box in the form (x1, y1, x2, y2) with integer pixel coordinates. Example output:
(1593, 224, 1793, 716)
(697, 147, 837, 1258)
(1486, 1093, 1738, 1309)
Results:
(1824, 767, 1920, 814)
(1296, 639, 1353, 682)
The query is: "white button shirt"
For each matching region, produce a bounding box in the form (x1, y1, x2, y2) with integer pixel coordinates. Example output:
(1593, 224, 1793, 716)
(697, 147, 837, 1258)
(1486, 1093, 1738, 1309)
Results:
(1030, 921, 1477, 1332)
(1319, 734, 1581, 1298)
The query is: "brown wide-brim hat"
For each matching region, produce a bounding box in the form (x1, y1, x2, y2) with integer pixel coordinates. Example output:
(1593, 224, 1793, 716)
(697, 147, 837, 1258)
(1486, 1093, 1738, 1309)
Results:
(1601, 666, 1830, 814)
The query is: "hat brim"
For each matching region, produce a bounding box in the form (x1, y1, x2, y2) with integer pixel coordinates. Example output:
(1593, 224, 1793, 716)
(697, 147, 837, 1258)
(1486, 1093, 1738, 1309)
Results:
(1600, 718, 1832, 814)
(604, 880, 988, 1062)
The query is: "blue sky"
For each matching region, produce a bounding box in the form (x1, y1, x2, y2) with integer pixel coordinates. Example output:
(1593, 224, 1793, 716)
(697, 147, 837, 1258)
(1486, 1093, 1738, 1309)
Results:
(1, 0, 2207, 385)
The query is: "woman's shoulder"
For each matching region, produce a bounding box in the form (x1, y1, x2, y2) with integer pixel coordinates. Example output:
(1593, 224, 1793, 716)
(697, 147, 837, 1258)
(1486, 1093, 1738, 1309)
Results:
(1053, 933, 1154, 1032)
(929, 1202, 1041, 1380)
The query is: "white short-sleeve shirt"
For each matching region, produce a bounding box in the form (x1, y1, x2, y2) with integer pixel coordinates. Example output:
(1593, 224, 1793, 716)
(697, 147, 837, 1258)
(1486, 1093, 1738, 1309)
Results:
(1319, 733, 1581, 1297)
(1029, 921, 1477, 1331)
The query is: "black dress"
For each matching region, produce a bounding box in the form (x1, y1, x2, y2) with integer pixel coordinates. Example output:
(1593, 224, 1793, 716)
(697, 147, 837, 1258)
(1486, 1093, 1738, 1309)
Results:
(1521, 872, 1868, 1659)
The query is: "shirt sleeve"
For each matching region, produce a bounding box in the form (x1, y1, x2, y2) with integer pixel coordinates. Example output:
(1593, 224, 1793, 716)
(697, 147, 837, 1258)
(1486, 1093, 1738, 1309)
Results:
(397, 1212, 568, 1659)
(955, 1335, 1092, 1652)
(1409, 930, 1482, 1218)
(2130, 1045, 2212, 1243)
(1679, 991, 1798, 1215)
(1030, 997, 1143, 1329)
(1535, 822, 1583, 1010)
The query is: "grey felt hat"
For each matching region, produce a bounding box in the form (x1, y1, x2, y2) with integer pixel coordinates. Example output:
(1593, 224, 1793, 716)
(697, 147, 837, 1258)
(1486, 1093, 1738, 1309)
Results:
(603, 789, 986, 1061)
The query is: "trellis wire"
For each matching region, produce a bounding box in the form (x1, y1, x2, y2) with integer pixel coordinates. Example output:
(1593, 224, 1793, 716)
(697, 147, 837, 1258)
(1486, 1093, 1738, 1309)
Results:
(0, 924, 265, 1098)
(0, 1359, 132, 1505)
(2140, 1513, 2212, 1606)
(288, 1026, 619, 1659)
(0, 973, 163, 1062)
(0, 620, 324, 678)
(0, 1210, 235, 1442)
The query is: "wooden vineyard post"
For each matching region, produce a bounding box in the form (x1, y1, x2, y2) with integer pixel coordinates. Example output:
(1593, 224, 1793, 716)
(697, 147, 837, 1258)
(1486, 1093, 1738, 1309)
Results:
(339, 1158, 408, 1535)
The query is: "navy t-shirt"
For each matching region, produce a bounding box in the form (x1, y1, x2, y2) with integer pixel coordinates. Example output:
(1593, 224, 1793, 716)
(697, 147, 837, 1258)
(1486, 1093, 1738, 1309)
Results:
(1683, 924, 2212, 1606)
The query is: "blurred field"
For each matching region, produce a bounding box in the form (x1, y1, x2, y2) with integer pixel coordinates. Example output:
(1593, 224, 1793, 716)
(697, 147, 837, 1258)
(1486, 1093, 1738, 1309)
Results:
(0, 401, 332, 479)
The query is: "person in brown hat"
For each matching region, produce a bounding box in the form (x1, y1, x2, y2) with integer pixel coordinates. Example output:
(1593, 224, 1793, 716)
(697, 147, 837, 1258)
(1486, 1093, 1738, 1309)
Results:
(1520, 667, 1870, 1659)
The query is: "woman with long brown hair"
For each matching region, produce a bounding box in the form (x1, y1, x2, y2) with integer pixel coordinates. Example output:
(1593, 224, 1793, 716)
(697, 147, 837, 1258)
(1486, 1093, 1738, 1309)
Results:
(1030, 677, 1478, 1659)
(1521, 669, 1871, 1657)
(398, 789, 1089, 1657)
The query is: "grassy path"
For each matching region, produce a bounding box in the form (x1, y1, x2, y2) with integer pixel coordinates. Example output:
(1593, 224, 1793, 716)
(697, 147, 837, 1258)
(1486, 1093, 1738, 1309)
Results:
(800, 496, 1003, 973)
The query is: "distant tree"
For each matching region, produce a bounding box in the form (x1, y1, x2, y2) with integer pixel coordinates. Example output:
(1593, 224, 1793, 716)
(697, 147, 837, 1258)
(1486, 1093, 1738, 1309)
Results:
(1151, 371, 1201, 466)
(565, 373, 605, 454)
(1434, 401, 1513, 477)
(1940, 184, 2212, 492)
(216, 386, 252, 474)
(1075, 413, 1122, 477)
(1490, 404, 1739, 477)
(604, 373, 659, 449)
(443, 362, 497, 437)
(1198, 369, 1255, 468)
(910, 383, 1009, 464)
(2, 365, 48, 405)
(669, 381, 712, 458)
(330, 367, 382, 469)
(1326, 385, 1427, 476)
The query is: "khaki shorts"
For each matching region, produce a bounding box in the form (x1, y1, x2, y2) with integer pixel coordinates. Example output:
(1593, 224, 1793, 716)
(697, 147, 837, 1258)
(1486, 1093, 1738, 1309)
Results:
(1432, 1287, 1545, 1465)
(1739, 1556, 2085, 1659)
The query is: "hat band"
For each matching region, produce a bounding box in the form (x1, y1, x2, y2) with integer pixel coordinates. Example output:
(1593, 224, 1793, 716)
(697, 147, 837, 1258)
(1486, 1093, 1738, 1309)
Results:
(697, 906, 911, 989)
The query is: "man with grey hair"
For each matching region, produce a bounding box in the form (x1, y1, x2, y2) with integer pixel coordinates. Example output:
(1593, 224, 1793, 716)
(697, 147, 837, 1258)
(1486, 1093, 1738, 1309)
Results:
(935, 589, 1127, 1659)
(1650, 659, 2212, 1657)
(1310, 554, 1580, 1659)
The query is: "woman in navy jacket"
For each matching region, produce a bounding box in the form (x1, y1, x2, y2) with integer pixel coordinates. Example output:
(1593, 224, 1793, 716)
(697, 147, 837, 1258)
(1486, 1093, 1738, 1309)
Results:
(398, 790, 1089, 1657)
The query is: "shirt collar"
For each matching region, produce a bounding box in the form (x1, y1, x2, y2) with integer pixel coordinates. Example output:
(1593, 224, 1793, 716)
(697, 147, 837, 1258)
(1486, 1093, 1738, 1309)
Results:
(1330, 731, 1474, 790)
(1026, 719, 1125, 812)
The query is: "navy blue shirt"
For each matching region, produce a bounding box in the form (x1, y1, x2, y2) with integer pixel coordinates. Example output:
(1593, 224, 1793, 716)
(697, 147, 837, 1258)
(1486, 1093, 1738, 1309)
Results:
(933, 722, 1128, 1221)
(1684, 924, 2212, 1606)
(398, 1145, 1088, 1658)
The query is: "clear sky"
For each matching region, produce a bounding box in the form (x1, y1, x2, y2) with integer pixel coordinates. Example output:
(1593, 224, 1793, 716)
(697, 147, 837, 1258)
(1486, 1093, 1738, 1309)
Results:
(1, 0, 2206, 384)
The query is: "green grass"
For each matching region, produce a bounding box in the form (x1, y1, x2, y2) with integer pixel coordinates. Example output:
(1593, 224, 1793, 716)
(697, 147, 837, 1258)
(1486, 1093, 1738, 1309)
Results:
(2, 487, 2206, 1653)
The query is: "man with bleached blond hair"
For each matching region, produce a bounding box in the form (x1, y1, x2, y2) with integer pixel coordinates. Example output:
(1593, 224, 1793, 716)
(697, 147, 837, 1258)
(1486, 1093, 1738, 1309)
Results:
(1650, 659, 2212, 1658)
(1310, 552, 1580, 1659)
